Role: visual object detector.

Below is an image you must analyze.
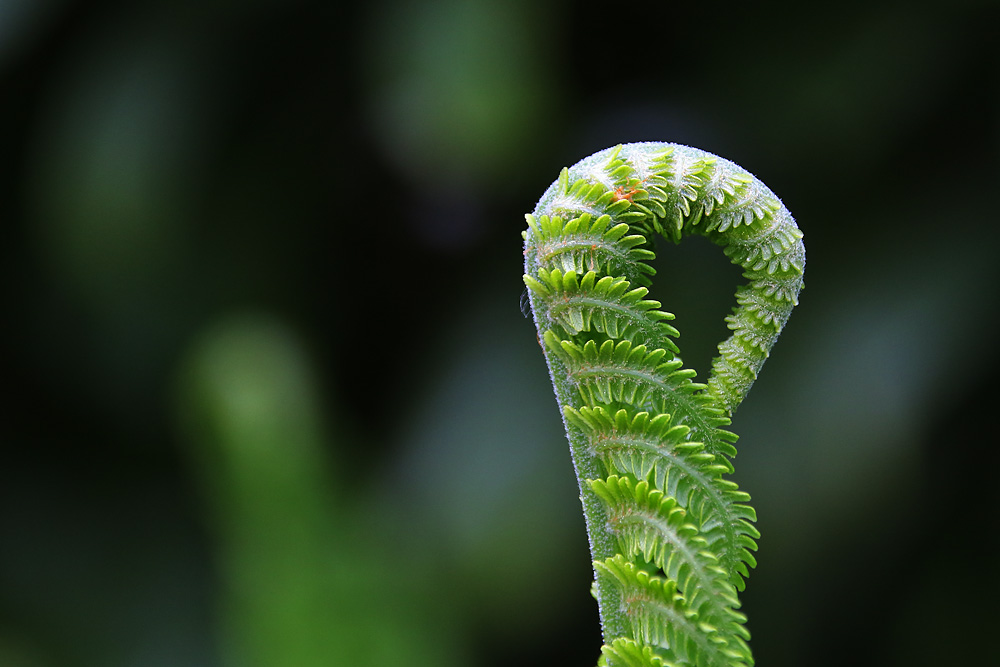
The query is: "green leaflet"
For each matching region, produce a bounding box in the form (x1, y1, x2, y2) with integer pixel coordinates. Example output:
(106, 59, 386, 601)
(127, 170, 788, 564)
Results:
(522, 143, 804, 666)
(599, 637, 675, 667)
(524, 268, 679, 349)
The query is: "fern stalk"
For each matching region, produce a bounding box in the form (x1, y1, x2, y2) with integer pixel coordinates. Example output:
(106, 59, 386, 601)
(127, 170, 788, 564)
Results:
(522, 143, 804, 667)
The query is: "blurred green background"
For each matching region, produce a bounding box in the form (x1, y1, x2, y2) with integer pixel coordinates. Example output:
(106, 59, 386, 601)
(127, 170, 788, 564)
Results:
(2, 0, 998, 665)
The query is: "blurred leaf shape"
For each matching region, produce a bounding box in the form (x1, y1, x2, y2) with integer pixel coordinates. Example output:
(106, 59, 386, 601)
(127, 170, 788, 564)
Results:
(174, 313, 464, 667)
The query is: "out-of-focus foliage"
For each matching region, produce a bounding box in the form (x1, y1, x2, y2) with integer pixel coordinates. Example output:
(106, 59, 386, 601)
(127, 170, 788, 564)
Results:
(1, 1, 997, 666)
(174, 314, 464, 667)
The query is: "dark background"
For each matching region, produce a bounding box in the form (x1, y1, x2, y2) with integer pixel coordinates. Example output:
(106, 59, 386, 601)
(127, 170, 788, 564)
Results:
(2, 1, 998, 665)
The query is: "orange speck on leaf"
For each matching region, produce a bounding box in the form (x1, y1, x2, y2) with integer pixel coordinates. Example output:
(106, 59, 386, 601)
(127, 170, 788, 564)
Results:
(611, 184, 640, 203)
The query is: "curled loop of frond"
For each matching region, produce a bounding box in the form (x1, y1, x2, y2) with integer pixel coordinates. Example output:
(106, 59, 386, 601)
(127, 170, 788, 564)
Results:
(522, 143, 803, 666)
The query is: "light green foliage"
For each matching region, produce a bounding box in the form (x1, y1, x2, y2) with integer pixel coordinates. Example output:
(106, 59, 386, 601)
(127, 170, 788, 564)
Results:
(522, 143, 804, 666)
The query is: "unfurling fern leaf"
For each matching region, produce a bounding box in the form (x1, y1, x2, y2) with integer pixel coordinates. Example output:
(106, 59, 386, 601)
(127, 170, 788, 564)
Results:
(522, 143, 804, 666)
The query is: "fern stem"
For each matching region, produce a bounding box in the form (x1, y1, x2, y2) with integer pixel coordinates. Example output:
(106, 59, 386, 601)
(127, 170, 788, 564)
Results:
(523, 143, 804, 666)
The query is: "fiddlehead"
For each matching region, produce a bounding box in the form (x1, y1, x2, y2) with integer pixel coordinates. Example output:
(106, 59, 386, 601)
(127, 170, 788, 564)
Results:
(522, 143, 804, 667)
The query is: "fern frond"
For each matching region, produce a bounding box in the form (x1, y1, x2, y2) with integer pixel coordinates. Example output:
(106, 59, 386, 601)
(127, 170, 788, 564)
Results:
(598, 637, 677, 667)
(653, 152, 714, 239)
(523, 142, 804, 666)
(692, 164, 753, 220)
(544, 331, 739, 463)
(524, 268, 679, 348)
(700, 180, 781, 235)
(720, 212, 804, 275)
(567, 407, 759, 591)
(564, 405, 697, 486)
(596, 555, 749, 667)
(589, 475, 751, 659)
(523, 213, 656, 286)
